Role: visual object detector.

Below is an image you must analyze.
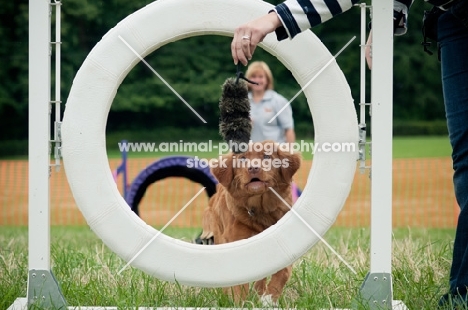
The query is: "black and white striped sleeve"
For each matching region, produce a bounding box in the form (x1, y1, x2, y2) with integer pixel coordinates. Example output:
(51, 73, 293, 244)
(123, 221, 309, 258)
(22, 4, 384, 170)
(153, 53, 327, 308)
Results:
(272, 0, 361, 40)
(272, 0, 414, 40)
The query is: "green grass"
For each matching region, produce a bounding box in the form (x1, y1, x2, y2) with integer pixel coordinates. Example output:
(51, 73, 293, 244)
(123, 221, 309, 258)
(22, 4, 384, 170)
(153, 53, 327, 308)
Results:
(105, 135, 452, 161)
(392, 136, 451, 158)
(0, 226, 460, 309)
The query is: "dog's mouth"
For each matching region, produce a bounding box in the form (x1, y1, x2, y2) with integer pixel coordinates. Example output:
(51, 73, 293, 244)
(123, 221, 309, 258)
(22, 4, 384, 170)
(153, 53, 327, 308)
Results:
(246, 177, 266, 192)
(248, 177, 264, 184)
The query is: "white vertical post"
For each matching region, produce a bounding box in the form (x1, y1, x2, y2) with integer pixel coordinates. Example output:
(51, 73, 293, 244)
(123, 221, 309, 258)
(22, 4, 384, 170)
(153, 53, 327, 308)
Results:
(370, 0, 393, 278)
(28, 0, 51, 272)
(359, 0, 394, 308)
(27, 1, 67, 307)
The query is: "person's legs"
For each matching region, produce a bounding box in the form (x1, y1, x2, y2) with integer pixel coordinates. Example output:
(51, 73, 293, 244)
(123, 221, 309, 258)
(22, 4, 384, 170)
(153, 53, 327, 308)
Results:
(438, 5, 468, 306)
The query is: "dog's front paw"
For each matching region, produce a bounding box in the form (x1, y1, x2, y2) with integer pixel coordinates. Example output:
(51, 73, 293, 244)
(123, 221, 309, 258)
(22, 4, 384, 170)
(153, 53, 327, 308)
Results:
(198, 230, 214, 245)
(260, 294, 278, 307)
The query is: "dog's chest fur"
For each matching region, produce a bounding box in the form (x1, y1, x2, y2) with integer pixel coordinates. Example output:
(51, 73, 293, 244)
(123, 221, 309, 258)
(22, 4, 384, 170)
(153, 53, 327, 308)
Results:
(225, 189, 291, 233)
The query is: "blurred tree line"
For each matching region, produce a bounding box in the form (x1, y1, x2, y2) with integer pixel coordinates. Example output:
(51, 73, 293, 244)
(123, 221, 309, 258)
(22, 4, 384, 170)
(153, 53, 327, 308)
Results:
(0, 0, 447, 151)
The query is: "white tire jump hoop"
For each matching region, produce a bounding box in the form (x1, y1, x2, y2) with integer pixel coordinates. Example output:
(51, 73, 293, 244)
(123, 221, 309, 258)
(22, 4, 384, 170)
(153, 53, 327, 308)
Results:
(61, 0, 358, 287)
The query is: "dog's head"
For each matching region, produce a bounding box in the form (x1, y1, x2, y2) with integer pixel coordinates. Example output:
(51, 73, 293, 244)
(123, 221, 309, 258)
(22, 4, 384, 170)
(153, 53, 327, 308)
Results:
(211, 140, 301, 196)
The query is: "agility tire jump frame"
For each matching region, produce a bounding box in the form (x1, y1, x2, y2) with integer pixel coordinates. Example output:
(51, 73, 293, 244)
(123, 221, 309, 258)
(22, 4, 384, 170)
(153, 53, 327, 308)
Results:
(61, 0, 358, 287)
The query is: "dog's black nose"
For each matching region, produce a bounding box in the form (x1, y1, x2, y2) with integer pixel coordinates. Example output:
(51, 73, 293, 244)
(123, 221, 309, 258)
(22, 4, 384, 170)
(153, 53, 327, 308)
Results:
(248, 166, 260, 174)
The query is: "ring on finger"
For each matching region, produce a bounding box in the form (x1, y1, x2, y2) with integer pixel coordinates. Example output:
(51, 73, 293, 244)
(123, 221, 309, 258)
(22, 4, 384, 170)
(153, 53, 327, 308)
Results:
(242, 35, 250, 40)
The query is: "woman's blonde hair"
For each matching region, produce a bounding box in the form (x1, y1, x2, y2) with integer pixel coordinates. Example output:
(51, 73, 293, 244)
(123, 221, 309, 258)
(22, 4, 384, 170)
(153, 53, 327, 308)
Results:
(245, 61, 274, 90)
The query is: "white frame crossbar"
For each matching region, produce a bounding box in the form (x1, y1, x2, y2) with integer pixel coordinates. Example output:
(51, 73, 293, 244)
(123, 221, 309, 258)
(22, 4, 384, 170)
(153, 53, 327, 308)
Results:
(9, 0, 407, 309)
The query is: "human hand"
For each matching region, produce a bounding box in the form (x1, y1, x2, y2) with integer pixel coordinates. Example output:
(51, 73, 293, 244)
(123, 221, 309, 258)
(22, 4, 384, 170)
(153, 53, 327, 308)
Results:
(231, 12, 282, 66)
(365, 31, 372, 70)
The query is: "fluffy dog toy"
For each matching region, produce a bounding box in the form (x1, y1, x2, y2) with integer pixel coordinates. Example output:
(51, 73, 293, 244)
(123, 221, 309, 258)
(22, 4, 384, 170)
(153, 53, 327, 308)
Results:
(193, 68, 257, 245)
(218, 66, 258, 153)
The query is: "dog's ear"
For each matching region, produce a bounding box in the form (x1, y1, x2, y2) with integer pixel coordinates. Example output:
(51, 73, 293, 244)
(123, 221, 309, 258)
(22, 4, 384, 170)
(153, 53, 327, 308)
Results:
(210, 154, 234, 188)
(278, 148, 301, 182)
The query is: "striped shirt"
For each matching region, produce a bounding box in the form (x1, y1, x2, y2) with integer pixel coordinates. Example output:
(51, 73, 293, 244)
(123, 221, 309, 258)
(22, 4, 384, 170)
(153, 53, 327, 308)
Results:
(273, 0, 414, 39)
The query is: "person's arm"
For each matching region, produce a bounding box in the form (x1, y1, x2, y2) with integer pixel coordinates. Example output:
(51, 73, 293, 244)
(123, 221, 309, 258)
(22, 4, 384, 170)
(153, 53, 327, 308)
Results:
(365, 30, 373, 69)
(276, 0, 413, 39)
(365, 0, 414, 69)
(273, 0, 361, 40)
(231, 12, 282, 65)
(285, 128, 296, 144)
(232, 0, 414, 65)
(232, 0, 360, 65)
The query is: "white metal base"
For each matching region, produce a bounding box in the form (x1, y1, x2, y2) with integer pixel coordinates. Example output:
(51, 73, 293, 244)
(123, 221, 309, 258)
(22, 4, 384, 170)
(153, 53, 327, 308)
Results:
(8, 298, 409, 310)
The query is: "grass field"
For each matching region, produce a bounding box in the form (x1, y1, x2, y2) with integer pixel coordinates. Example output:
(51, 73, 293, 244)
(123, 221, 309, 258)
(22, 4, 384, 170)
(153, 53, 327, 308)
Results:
(1, 136, 460, 309)
(0, 226, 458, 309)
(390, 136, 451, 159)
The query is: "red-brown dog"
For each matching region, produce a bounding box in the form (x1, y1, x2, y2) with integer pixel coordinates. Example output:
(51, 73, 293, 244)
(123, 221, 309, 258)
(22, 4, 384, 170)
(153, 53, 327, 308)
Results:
(200, 140, 301, 305)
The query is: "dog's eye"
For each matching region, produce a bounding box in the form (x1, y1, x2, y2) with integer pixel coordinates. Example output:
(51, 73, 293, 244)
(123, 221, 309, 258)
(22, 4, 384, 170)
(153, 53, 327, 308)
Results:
(239, 156, 246, 161)
(263, 154, 271, 159)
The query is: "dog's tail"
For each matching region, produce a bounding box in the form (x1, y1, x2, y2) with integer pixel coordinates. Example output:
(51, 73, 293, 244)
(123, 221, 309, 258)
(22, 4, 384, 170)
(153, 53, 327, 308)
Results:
(218, 78, 251, 154)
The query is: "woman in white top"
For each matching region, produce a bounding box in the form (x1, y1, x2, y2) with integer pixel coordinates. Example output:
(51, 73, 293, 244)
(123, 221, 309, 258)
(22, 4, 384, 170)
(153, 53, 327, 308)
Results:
(245, 61, 296, 144)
